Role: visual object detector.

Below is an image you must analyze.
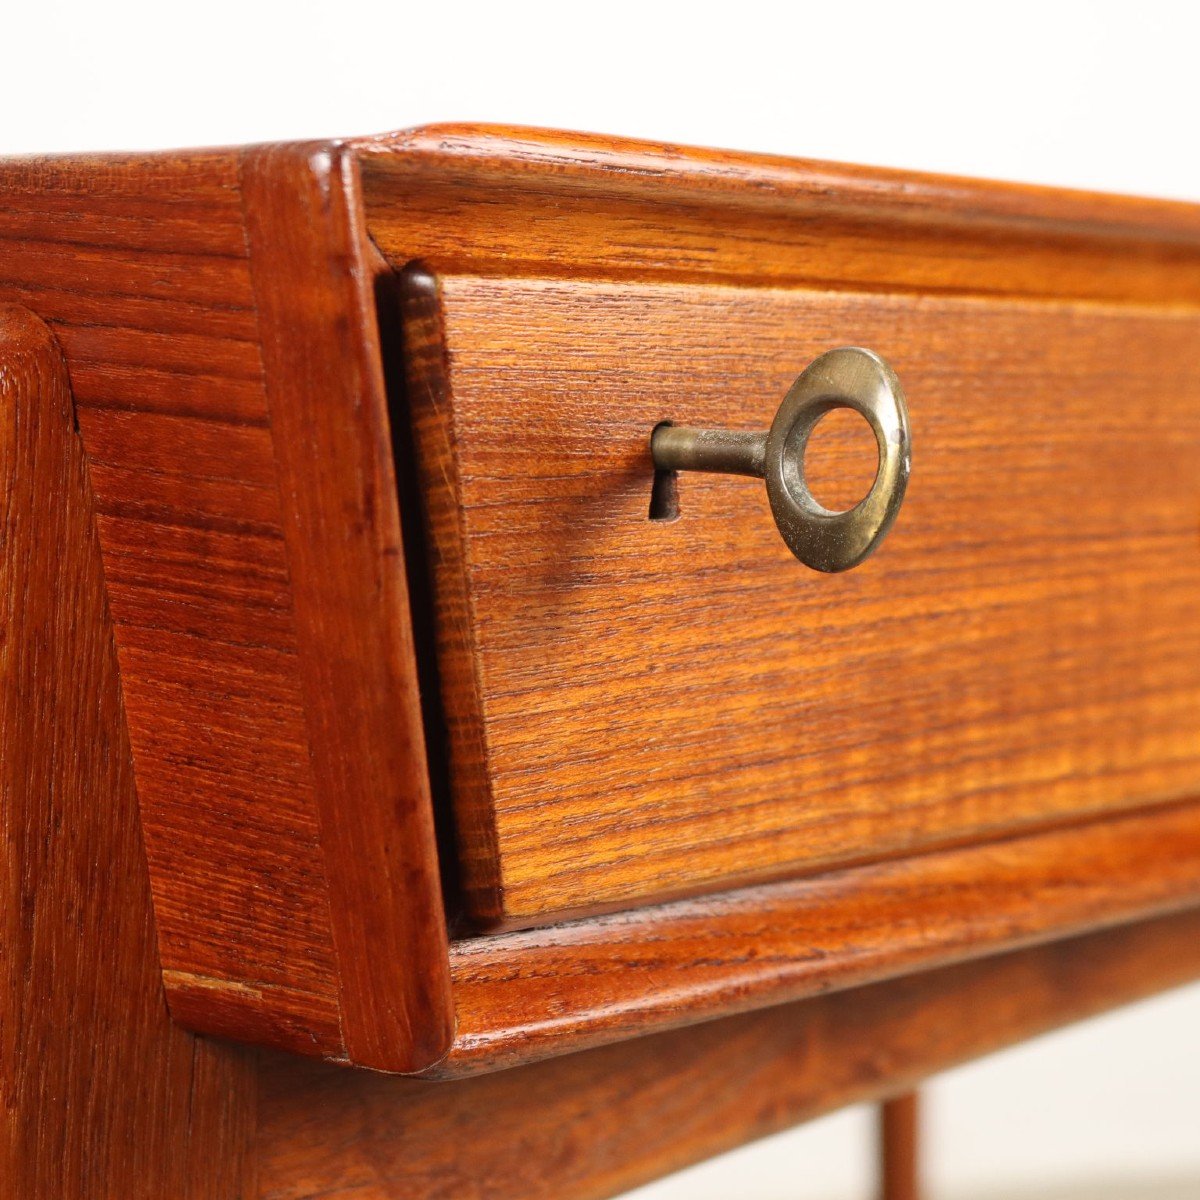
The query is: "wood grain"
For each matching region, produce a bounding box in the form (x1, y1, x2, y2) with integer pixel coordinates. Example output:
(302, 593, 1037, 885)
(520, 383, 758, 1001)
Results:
(239, 143, 452, 1070)
(0, 146, 451, 1069)
(397, 239, 1200, 926)
(361, 124, 1200, 305)
(9, 124, 1200, 1086)
(0, 149, 341, 1054)
(7, 125, 1200, 1197)
(438, 798, 1200, 1073)
(0, 305, 255, 1198)
(372, 127, 1200, 1068)
(256, 905, 1200, 1200)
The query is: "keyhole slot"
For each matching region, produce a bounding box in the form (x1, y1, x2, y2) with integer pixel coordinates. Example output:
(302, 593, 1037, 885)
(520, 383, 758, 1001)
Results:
(648, 422, 681, 521)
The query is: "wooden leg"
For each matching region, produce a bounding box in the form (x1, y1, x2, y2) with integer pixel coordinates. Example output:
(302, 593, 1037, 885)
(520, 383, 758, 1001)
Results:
(0, 306, 255, 1199)
(880, 1091, 921, 1200)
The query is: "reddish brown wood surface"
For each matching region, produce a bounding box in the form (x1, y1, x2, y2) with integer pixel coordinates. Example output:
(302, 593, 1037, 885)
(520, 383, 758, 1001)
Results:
(0, 148, 342, 1055)
(371, 129, 1200, 1071)
(400, 266, 1200, 925)
(438, 798, 1200, 1073)
(256, 906, 1200, 1200)
(238, 143, 451, 1069)
(0, 147, 450, 1069)
(7, 124, 1200, 1085)
(880, 1093, 921, 1200)
(361, 124, 1200, 305)
(0, 305, 255, 1198)
(4, 126, 1200, 1199)
(371, 129, 1200, 1068)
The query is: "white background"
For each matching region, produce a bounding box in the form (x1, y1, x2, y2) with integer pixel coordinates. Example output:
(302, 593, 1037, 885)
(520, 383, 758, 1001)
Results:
(5, 2, 1198, 1196)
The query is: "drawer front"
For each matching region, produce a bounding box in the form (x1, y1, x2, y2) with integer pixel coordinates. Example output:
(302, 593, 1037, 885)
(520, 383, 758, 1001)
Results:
(401, 273, 1200, 927)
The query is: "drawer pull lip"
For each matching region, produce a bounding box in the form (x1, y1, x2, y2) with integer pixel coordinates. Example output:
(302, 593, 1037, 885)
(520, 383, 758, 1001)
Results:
(650, 347, 911, 572)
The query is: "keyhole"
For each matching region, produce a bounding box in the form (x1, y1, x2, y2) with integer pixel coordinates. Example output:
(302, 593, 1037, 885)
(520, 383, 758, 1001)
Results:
(648, 422, 681, 521)
(803, 407, 879, 513)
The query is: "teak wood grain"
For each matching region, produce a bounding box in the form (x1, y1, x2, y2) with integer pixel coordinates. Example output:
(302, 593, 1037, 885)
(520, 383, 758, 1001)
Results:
(0, 147, 450, 1069)
(6, 124, 1200, 1198)
(0, 306, 255, 1198)
(6, 125, 1200, 1078)
(2, 318, 1198, 1200)
(238, 143, 452, 1070)
(371, 127, 1200, 930)
(438, 798, 1200, 1073)
(360, 126, 1200, 305)
(400, 270, 1200, 924)
(257, 906, 1200, 1200)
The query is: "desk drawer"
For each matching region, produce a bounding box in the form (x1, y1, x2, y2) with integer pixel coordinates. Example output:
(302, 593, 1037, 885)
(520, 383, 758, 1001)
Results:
(398, 276, 1200, 929)
(365, 134, 1200, 931)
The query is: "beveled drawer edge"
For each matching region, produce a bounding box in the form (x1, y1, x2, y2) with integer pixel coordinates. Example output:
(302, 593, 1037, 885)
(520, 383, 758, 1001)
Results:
(358, 124, 1200, 307)
(428, 796, 1200, 1076)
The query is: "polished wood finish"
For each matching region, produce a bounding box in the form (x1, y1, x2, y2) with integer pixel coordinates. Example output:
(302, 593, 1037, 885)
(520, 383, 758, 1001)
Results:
(383, 132, 1200, 1070)
(880, 1093, 921, 1200)
(0, 147, 449, 1069)
(0, 149, 337, 1053)
(373, 125, 1200, 1070)
(3, 353, 1198, 1200)
(256, 906, 1200, 1200)
(438, 799, 1200, 1072)
(0, 305, 255, 1198)
(361, 125, 1200, 305)
(5, 125, 1200, 1198)
(400, 264, 1200, 926)
(238, 142, 452, 1070)
(7, 123, 1200, 1086)
(0, 148, 345, 1057)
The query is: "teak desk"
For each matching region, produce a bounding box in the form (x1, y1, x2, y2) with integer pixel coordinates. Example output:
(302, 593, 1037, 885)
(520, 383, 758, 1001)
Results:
(3, 126, 1200, 1198)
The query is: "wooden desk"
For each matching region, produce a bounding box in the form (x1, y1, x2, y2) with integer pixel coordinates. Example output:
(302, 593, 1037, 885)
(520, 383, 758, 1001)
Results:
(2, 126, 1199, 1198)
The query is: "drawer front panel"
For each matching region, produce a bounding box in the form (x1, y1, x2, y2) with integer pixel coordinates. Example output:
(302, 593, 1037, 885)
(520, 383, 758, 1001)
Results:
(406, 273, 1200, 927)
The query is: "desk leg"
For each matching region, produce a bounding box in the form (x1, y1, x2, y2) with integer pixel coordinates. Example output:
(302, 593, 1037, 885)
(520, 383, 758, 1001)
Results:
(880, 1091, 921, 1200)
